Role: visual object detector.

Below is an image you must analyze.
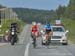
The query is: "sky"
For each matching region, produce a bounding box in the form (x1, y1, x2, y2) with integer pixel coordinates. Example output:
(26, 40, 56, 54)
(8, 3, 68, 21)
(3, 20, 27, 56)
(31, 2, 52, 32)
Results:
(0, 0, 69, 10)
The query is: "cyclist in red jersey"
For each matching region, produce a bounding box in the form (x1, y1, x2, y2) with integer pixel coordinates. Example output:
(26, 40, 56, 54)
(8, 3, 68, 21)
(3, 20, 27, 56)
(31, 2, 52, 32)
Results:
(30, 22, 39, 48)
(31, 22, 39, 37)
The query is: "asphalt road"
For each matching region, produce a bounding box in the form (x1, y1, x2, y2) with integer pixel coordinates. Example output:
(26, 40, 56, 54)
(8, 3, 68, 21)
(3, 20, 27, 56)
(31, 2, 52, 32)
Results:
(0, 24, 75, 56)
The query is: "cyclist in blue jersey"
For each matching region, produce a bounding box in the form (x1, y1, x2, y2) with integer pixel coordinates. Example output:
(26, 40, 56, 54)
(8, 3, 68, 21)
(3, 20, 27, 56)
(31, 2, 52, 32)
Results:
(44, 23, 52, 34)
(41, 23, 52, 45)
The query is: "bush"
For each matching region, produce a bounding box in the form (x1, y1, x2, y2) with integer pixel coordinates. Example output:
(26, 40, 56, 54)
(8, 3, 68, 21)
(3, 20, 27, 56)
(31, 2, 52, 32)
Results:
(61, 18, 75, 43)
(0, 19, 25, 37)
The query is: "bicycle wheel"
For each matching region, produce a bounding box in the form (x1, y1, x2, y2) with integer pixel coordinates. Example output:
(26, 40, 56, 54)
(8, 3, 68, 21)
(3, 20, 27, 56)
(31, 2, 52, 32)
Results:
(33, 37, 36, 48)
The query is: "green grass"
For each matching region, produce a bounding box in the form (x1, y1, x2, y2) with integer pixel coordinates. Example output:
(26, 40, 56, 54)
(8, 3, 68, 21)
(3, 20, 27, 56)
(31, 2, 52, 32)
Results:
(61, 19, 75, 43)
(0, 19, 25, 36)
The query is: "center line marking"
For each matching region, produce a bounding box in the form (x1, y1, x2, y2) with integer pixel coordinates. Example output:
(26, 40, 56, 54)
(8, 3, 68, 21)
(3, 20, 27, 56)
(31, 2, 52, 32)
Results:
(24, 43, 30, 56)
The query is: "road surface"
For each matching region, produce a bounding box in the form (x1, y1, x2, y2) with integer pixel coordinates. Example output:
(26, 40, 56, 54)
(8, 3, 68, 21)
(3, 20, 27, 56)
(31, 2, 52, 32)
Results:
(0, 24, 75, 56)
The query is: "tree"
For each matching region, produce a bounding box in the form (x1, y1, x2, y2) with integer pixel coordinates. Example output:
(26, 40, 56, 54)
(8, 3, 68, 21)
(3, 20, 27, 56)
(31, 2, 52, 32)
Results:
(67, 0, 75, 19)
(13, 8, 56, 24)
(56, 5, 66, 19)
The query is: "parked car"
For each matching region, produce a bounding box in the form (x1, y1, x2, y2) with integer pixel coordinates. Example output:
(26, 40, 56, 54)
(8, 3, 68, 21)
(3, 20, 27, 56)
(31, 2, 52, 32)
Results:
(51, 26, 69, 45)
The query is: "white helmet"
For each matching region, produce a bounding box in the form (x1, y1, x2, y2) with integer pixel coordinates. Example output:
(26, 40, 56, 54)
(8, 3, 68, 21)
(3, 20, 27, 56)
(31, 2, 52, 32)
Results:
(11, 32, 15, 35)
(32, 22, 36, 25)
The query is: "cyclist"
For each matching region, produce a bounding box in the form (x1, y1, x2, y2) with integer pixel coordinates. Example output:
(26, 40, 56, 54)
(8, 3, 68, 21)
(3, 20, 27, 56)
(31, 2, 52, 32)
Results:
(43, 23, 52, 45)
(44, 23, 52, 34)
(31, 22, 39, 37)
(30, 22, 39, 48)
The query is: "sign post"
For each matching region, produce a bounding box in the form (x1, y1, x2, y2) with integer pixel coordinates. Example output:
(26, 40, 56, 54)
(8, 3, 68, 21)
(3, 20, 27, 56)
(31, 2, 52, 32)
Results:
(55, 19, 61, 26)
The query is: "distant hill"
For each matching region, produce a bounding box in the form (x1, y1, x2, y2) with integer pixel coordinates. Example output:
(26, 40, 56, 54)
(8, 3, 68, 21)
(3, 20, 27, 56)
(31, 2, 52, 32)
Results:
(12, 8, 57, 24)
(0, 5, 6, 8)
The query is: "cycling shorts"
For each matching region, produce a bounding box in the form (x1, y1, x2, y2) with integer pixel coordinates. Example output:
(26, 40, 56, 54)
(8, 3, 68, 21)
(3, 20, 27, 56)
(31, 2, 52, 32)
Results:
(46, 29, 51, 34)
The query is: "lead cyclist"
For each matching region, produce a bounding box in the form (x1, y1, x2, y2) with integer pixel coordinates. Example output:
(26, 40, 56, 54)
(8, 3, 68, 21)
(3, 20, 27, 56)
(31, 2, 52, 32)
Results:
(30, 22, 39, 48)
(43, 23, 52, 45)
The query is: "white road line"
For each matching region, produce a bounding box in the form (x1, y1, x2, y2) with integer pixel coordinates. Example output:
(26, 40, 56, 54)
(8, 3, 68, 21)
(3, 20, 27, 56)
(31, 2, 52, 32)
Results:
(24, 43, 30, 56)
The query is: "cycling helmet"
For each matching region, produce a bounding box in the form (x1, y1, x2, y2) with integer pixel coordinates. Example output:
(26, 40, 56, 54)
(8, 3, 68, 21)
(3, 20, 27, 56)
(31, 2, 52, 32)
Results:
(44, 23, 51, 29)
(32, 22, 36, 25)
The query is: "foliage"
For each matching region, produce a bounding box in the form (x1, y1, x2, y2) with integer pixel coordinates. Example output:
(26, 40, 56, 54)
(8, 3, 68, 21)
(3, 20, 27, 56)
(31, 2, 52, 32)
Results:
(13, 8, 57, 24)
(0, 19, 25, 35)
(56, 5, 66, 18)
(61, 18, 75, 43)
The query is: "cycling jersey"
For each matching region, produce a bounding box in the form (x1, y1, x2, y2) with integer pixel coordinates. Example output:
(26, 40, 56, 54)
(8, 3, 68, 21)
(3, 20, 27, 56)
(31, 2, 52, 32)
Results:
(31, 25, 38, 33)
(44, 24, 52, 34)
(44, 24, 51, 30)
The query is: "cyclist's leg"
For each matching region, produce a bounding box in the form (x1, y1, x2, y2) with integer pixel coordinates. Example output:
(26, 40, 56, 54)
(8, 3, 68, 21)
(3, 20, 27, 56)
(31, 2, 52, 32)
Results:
(31, 32, 36, 44)
(31, 32, 34, 44)
(48, 31, 52, 45)
(35, 31, 39, 37)
(32, 35, 36, 48)
(46, 30, 51, 45)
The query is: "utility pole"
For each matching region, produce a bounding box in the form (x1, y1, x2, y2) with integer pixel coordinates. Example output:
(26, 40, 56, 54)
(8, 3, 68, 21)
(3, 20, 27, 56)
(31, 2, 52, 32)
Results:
(0, 11, 1, 25)
(0, 10, 2, 32)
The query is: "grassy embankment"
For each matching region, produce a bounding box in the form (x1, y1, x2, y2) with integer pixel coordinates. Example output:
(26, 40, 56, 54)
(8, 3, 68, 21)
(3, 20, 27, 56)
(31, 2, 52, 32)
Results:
(61, 19, 75, 43)
(0, 19, 25, 36)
